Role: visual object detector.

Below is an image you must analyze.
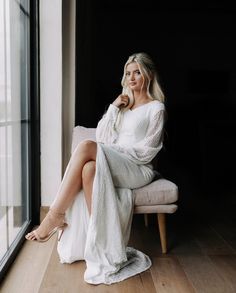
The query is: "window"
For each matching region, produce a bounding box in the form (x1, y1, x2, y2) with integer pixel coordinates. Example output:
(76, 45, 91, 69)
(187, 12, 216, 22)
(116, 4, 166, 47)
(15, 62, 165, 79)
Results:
(0, 0, 40, 280)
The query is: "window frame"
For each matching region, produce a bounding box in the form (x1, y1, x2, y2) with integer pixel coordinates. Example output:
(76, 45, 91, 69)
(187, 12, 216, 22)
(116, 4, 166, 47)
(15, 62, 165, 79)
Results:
(0, 0, 40, 282)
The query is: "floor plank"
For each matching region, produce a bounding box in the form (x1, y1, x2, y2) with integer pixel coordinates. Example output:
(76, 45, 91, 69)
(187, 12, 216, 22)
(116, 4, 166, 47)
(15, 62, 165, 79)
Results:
(176, 254, 233, 293)
(150, 255, 195, 293)
(192, 222, 235, 256)
(39, 241, 92, 293)
(209, 255, 236, 292)
(208, 217, 236, 253)
(0, 227, 56, 293)
(39, 239, 157, 293)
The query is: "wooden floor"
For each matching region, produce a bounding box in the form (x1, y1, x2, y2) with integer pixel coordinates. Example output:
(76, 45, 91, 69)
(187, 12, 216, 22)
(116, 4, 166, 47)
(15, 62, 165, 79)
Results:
(1, 192, 236, 293)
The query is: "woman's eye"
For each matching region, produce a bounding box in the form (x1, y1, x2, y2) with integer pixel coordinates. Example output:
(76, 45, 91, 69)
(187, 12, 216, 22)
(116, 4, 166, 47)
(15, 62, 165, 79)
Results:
(126, 72, 130, 76)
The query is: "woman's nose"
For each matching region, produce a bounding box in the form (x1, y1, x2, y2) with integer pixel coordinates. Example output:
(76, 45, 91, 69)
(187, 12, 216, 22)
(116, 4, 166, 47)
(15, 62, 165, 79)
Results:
(130, 73, 135, 80)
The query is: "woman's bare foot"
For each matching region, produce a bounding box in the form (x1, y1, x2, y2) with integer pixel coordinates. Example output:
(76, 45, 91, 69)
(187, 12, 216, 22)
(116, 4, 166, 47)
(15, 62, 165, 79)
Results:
(25, 208, 67, 241)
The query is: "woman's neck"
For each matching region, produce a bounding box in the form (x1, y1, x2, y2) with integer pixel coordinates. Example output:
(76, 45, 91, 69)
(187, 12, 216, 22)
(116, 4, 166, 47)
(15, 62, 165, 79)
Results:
(132, 91, 151, 105)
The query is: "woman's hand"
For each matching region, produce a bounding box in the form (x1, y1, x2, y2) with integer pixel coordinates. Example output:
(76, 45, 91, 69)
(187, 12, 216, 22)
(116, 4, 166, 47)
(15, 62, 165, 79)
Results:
(112, 94, 130, 109)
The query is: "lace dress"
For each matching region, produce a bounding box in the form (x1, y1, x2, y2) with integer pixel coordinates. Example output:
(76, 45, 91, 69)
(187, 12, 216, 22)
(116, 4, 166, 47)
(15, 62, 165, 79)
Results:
(57, 100, 165, 284)
(96, 100, 165, 164)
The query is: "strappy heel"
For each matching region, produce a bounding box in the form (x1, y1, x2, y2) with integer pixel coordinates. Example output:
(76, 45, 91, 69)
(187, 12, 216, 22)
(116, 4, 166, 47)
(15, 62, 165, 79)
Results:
(29, 222, 68, 242)
(25, 208, 68, 242)
(58, 225, 67, 241)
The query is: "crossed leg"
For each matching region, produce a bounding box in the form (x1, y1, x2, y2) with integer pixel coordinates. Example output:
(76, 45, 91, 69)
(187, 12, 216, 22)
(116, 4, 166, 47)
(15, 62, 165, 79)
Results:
(25, 140, 97, 241)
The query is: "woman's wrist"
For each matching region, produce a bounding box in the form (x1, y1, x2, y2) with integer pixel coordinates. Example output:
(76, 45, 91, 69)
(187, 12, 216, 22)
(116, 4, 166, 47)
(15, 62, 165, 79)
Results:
(106, 104, 120, 117)
(112, 102, 120, 108)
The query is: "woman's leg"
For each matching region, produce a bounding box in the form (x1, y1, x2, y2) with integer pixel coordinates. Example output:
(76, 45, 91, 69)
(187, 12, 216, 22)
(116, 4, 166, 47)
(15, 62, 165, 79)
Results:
(82, 161, 96, 215)
(50, 140, 97, 212)
(25, 140, 97, 240)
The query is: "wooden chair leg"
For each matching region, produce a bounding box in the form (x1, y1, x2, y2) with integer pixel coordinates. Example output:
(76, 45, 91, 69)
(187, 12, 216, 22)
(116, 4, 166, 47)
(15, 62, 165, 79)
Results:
(144, 214, 148, 227)
(157, 213, 167, 254)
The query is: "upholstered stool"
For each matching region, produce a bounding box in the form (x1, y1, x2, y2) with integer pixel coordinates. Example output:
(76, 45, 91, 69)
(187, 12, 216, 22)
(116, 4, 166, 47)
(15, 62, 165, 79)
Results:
(71, 126, 178, 253)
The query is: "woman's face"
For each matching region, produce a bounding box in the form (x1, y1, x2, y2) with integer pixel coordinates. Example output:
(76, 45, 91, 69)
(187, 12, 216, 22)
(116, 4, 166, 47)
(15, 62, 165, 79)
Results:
(125, 62, 146, 92)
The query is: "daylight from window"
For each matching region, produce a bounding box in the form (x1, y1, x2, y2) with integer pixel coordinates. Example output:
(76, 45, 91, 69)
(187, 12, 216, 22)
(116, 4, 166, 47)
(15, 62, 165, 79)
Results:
(0, 0, 30, 267)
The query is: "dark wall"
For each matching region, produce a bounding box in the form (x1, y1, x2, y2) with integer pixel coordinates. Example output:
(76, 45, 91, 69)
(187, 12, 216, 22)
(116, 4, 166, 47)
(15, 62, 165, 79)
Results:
(75, 1, 236, 198)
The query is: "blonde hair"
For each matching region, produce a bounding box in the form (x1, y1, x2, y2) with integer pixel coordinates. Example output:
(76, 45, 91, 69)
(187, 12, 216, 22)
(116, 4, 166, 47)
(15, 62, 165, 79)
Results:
(121, 52, 165, 103)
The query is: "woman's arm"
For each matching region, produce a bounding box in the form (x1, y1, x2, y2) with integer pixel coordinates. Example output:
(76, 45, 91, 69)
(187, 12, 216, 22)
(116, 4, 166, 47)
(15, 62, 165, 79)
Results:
(95, 104, 120, 144)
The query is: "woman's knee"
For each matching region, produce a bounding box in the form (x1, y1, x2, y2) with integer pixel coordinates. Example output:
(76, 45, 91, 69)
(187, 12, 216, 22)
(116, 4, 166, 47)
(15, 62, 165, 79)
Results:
(74, 140, 97, 160)
(82, 161, 96, 183)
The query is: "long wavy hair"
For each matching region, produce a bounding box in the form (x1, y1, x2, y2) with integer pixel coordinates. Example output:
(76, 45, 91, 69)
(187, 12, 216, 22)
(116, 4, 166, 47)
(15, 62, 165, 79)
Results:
(121, 52, 165, 103)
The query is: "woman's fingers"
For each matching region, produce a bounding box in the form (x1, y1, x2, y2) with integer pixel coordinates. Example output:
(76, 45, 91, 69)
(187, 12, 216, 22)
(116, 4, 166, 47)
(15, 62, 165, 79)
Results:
(112, 94, 130, 108)
(120, 95, 129, 107)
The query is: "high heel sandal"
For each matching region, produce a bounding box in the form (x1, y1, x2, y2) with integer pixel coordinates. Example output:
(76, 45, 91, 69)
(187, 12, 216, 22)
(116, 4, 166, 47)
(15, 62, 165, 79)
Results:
(28, 222, 68, 242)
(25, 208, 68, 242)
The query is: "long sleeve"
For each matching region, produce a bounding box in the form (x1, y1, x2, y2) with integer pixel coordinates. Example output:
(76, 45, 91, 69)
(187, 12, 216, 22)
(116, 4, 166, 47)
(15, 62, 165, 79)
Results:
(96, 104, 120, 144)
(110, 109, 165, 165)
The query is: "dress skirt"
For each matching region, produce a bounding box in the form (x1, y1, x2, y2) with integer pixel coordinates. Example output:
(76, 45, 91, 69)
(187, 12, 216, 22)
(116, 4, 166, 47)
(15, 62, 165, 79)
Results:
(100, 144, 155, 189)
(57, 143, 155, 284)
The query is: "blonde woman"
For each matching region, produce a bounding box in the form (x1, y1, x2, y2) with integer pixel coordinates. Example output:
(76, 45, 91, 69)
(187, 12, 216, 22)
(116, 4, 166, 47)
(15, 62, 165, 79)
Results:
(26, 52, 166, 284)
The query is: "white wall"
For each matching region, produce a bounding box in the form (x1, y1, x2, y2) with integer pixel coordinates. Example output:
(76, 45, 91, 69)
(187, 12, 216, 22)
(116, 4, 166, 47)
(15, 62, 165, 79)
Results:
(40, 0, 62, 206)
(40, 0, 75, 206)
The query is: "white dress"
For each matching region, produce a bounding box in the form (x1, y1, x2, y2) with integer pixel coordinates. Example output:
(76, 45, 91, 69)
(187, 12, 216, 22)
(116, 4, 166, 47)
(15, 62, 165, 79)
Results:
(57, 100, 165, 285)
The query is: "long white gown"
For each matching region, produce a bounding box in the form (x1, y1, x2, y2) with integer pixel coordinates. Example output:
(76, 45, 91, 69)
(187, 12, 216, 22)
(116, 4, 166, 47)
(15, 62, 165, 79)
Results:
(57, 100, 165, 284)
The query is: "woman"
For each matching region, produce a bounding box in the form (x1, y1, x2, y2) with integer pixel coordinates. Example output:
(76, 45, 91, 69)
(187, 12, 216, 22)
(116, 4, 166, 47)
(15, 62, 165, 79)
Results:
(25, 52, 166, 284)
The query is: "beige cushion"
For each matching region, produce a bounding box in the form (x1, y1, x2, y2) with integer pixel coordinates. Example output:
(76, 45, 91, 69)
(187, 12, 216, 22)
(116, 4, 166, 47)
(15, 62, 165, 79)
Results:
(133, 179, 178, 206)
(71, 126, 96, 153)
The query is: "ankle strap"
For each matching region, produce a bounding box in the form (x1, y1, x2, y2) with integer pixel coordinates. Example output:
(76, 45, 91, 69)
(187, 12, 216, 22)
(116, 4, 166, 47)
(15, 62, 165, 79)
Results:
(49, 208, 65, 216)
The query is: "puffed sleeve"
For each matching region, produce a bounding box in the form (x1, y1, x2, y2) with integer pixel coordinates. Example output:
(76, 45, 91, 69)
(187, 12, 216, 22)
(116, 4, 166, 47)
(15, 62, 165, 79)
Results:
(96, 104, 120, 144)
(110, 108, 165, 165)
